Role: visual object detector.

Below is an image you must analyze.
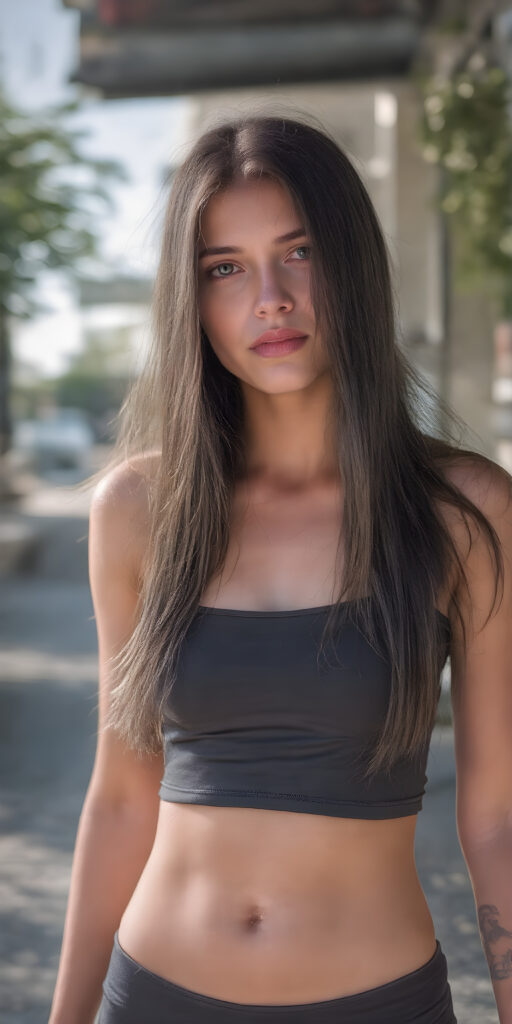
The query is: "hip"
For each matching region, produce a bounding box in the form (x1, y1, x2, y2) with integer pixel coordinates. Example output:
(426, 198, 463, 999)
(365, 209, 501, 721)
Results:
(99, 931, 457, 1023)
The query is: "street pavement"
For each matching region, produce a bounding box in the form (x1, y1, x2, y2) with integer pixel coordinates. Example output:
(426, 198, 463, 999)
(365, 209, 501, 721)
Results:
(0, 470, 498, 1023)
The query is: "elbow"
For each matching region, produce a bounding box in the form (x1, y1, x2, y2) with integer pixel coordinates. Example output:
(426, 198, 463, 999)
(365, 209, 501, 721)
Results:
(457, 811, 512, 861)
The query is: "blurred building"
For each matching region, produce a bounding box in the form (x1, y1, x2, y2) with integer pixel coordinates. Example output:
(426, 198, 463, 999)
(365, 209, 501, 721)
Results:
(75, 274, 153, 377)
(61, 1, 434, 96)
(60, 0, 512, 466)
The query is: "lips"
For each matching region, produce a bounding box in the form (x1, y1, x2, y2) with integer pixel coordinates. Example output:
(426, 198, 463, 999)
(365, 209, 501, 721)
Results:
(250, 328, 308, 348)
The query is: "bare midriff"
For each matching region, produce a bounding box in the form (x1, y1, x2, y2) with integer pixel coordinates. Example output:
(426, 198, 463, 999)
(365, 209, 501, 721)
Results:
(117, 801, 437, 1005)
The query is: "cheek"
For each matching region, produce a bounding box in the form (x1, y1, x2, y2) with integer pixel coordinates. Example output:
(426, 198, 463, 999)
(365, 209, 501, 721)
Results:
(199, 288, 242, 344)
(205, 330, 252, 386)
(199, 285, 222, 325)
(198, 297, 241, 372)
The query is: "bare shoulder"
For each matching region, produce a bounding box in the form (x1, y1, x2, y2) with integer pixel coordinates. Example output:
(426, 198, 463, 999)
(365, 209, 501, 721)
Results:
(90, 450, 161, 590)
(440, 450, 512, 510)
(91, 449, 161, 507)
(435, 450, 512, 618)
(438, 451, 512, 550)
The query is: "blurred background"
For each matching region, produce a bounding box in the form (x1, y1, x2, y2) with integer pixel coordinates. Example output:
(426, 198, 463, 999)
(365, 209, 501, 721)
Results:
(1, 2, 511, 1022)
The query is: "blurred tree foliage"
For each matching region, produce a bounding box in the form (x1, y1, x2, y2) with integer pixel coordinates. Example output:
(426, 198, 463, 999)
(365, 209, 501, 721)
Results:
(12, 325, 136, 441)
(420, 60, 512, 318)
(54, 374, 127, 439)
(52, 327, 135, 440)
(0, 82, 129, 455)
(11, 376, 56, 420)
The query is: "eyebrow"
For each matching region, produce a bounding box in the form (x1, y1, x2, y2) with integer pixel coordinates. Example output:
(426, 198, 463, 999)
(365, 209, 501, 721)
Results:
(197, 227, 307, 260)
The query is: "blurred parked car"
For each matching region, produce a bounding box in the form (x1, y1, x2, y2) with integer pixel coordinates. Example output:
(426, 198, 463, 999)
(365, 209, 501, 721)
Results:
(13, 407, 96, 472)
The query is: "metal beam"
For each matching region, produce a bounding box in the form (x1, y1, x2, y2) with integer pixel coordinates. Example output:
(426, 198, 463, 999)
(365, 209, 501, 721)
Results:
(62, 1, 433, 25)
(69, 17, 420, 96)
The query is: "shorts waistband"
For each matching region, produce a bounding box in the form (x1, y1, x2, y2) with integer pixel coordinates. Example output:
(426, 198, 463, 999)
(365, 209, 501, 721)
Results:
(102, 931, 456, 1022)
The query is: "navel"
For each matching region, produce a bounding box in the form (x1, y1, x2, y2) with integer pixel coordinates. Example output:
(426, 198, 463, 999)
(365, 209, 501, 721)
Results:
(243, 905, 265, 931)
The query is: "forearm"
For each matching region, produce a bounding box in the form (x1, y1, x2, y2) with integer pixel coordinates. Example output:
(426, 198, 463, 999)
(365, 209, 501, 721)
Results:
(462, 826, 512, 1024)
(48, 794, 158, 1024)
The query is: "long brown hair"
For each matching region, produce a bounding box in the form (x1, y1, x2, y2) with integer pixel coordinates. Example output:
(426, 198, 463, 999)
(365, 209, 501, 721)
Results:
(78, 110, 505, 782)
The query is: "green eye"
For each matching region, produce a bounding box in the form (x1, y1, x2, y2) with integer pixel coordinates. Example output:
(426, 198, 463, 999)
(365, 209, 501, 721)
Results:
(294, 245, 311, 259)
(210, 262, 236, 277)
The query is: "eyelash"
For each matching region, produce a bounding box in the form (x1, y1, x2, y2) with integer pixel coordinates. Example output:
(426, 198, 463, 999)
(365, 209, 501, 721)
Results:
(206, 244, 312, 279)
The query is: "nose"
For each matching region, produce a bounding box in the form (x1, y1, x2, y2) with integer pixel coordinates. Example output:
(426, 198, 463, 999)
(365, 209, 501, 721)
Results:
(254, 269, 294, 317)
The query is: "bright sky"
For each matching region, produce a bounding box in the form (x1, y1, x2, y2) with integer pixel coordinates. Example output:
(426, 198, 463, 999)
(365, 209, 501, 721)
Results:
(0, 0, 192, 377)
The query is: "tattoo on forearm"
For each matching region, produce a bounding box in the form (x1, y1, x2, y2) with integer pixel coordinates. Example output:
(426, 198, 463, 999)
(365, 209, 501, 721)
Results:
(478, 904, 512, 980)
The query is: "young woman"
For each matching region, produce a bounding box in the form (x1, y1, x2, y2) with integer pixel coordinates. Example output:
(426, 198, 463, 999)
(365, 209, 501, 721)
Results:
(49, 113, 512, 1024)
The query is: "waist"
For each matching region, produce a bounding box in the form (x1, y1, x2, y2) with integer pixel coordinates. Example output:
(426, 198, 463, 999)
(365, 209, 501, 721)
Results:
(118, 801, 436, 1003)
(154, 798, 420, 877)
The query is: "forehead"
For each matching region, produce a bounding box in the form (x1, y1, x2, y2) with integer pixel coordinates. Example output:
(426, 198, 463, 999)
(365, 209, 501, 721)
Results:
(199, 178, 298, 237)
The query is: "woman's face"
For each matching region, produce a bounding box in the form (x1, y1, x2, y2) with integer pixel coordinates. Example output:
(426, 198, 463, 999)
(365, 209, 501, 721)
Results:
(197, 177, 330, 393)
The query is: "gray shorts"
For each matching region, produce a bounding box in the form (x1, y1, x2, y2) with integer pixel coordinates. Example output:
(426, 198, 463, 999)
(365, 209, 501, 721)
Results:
(98, 931, 457, 1023)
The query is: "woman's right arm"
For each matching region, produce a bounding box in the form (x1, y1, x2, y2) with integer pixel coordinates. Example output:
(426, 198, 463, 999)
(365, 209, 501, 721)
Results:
(48, 459, 164, 1024)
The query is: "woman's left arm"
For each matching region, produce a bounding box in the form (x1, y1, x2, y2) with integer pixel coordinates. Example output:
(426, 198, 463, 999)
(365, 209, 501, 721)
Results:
(449, 459, 512, 1024)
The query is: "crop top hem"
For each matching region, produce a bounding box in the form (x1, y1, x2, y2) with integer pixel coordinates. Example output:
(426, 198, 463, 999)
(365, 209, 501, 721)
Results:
(158, 782, 424, 819)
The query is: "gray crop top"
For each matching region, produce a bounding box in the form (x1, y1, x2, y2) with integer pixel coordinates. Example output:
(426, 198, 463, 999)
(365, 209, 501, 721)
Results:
(158, 600, 451, 819)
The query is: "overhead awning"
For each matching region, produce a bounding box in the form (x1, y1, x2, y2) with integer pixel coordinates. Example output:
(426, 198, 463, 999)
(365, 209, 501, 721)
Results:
(61, 0, 438, 97)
